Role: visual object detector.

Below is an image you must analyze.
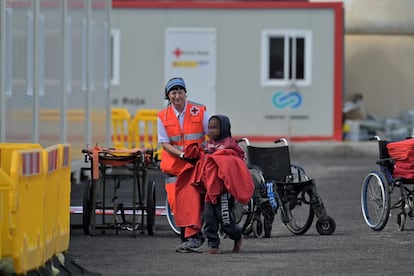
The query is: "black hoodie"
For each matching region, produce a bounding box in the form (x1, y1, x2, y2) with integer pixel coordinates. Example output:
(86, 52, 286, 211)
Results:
(206, 115, 245, 160)
(210, 114, 232, 142)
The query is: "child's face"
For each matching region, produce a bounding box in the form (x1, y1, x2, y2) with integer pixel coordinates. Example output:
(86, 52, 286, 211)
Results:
(207, 117, 220, 141)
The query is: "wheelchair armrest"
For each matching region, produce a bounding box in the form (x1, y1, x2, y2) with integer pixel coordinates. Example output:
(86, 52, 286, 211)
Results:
(247, 163, 264, 173)
(376, 158, 393, 166)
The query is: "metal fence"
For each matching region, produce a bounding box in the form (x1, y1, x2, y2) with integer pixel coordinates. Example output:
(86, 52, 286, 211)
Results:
(0, 0, 111, 161)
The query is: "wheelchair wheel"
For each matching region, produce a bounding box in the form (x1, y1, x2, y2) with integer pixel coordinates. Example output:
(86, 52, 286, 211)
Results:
(234, 198, 255, 235)
(253, 216, 265, 238)
(146, 180, 156, 236)
(165, 198, 180, 235)
(242, 220, 253, 236)
(316, 216, 336, 235)
(397, 212, 406, 231)
(82, 180, 94, 235)
(361, 171, 390, 231)
(285, 189, 314, 235)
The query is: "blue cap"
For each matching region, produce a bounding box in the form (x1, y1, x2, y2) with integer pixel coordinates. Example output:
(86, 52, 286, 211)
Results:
(165, 77, 186, 93)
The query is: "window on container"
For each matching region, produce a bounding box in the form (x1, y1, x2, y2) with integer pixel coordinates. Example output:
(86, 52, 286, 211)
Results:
(289, 37, 305, 80)
(262, 30, 311, 86)
(268, 37, 284, 79)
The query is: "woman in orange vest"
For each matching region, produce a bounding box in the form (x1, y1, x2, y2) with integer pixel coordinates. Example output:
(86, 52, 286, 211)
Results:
(157, 77, 209, 253)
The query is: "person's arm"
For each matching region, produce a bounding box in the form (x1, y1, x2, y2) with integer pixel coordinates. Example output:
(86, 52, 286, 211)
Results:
(157, 117, 185, 159)
(161, 142, 184, 159)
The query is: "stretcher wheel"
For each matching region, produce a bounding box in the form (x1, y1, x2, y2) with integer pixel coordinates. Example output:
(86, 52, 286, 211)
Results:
(316, 216, 336, 235)
(82, 180, 94, 235)
(146, 180, 156, 236)
(397, 212, 406, 232)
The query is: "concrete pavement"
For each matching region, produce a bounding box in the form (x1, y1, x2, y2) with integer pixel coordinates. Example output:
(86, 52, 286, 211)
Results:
(13, 141, 378, 275)
(245, 140, 379, 159)
(287, 141, 378, 159)
(65, 154, 414, 276)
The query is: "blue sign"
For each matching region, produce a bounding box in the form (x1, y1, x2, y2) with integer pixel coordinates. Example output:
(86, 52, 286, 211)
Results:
(272, 91, 303, 109)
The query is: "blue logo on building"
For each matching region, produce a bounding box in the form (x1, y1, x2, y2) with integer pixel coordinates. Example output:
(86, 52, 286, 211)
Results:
(272, 91, 303, 109)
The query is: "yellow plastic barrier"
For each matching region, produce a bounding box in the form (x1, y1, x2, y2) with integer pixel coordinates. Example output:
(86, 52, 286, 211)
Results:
(42, 145, 60, 264)
(0, 143, 42, 258)
(9, 109, 106, 122)
(0, 168, 14, 259)
(129, 109, 159, 150)
(54, 144, 71, 254)
(41, 144, 71, 263)
(0, 144, 71, 274)
(10, 149, 45, 274)
(0, 143, 42, 175)
(8, 109, 106, 161)
(111, 108, 131, 149)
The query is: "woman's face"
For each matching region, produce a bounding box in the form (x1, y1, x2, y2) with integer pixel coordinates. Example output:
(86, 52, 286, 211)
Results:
(167, 87, 186, 108)
(207, 117, 220, 141)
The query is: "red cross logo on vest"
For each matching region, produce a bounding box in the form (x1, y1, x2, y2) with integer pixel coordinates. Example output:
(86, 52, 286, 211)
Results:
(190, 106, 200, 116)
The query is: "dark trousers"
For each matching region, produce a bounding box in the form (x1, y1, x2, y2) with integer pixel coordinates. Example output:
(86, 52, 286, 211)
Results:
(203, 192, 242, 248)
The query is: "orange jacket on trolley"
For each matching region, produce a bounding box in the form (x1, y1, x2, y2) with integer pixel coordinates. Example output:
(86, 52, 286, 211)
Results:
(157, 101, 207, 176)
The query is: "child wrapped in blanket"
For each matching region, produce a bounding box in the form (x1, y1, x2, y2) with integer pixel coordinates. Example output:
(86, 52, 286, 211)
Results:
(201, 115, 254, 254)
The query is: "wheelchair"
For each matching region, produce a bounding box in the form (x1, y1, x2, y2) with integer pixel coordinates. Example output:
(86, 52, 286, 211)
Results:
(165, 137, 336, 237)
(361, 136, 414, 231)
(240, 137, 336, 236)
(81, 146, 157, 236)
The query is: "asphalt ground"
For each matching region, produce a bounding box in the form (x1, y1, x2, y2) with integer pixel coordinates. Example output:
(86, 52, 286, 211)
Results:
(65, 141, 414, 275)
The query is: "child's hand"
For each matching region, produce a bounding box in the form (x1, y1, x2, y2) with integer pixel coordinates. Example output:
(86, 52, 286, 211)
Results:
(184, 143, 201, 158)
(183, 156, 198, 165)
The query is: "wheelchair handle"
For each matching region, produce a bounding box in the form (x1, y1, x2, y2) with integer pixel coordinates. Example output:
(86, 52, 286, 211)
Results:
(237, 138, 250, 146)
(369, 136, 381, 141)
(81, 149, 90, 163)
(274, 138, 288, 146)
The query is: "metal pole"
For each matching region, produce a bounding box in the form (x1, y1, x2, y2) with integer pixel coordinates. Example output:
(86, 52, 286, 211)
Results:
(85, 0, 92, 146)
(61, 0, 68, 143)
(106, 0, 112, 147)
(33, 0, 40, 143)
(0, 0, 6, 142)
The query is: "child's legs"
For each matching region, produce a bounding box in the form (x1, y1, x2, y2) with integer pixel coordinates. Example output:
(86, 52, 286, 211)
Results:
(203, 202, 221, 248)
(220, 192, 242, 241)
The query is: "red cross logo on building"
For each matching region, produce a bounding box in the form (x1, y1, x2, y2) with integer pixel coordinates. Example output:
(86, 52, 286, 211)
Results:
(173, 48, 182, 59)
(190, 106, 200, 116)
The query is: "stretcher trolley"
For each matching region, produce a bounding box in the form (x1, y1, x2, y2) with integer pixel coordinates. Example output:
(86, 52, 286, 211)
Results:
(81, 146, 156, 236)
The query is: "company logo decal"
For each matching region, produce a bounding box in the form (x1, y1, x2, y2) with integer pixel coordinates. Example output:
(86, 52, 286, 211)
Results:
(171, 47, 209, 67)
(173, 48, 183, 59)
(172, 61, 209, 68)
(272, 91, 303, 109)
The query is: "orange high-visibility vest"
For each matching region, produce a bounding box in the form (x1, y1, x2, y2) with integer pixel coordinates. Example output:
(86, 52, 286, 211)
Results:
(158, 101, 206, 176)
